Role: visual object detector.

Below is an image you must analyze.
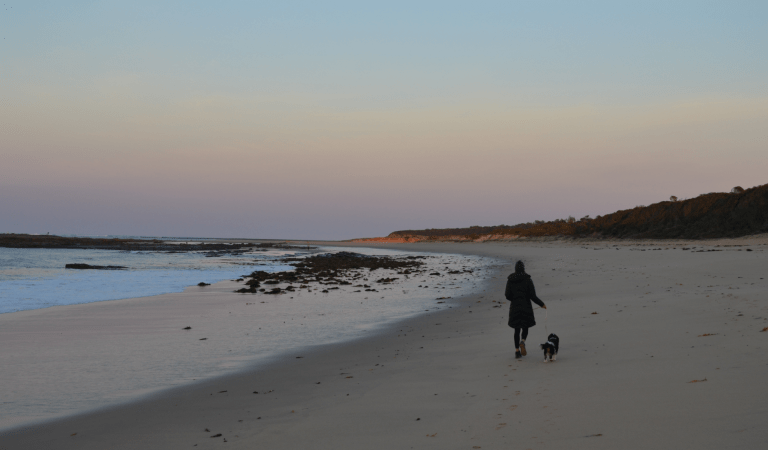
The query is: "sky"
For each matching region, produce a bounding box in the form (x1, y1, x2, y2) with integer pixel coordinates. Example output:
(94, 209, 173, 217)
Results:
(2, 1, 767, 239)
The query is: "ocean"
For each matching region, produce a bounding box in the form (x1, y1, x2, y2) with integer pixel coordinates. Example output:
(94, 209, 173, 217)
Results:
(0, 245, 296, 314)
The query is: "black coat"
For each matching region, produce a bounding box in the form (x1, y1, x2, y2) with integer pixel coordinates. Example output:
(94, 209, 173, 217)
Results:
(505, 272, 544, 328)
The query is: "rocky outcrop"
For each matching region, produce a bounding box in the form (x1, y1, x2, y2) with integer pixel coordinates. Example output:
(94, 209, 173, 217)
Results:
(65, 264, 127, 270)
(234, 252, 428, 295)
(0, 235, 312, 253)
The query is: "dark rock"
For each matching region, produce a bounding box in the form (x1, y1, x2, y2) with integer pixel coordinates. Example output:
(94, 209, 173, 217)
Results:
(235, 287, 258, 293)
(198, 282, 210, 286)
(376, 277, 399, 283)
(65, 263, 127, 270)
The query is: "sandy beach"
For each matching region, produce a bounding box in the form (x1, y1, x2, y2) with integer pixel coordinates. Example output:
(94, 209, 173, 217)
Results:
(2, 238, 767, 449)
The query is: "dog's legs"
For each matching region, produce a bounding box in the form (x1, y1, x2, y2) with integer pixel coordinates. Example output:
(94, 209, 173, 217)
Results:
(552, 354, 556, 361)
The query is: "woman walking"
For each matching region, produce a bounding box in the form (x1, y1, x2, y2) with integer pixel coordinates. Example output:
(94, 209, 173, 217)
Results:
(505, 260, 546, 358)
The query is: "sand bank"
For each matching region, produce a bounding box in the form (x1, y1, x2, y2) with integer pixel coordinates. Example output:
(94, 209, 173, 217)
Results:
(2, 239, 767, 449)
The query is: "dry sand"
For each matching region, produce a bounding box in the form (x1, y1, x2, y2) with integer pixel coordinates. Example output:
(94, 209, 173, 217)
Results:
(2, 238, 767, 449)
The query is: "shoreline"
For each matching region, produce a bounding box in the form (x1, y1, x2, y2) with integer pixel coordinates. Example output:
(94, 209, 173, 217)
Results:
(2, 240, 767, 449)
(0, 279, 496, 431)
(0, 245, 498, 433)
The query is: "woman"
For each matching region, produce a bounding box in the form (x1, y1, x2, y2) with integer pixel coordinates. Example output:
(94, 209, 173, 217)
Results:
(505, 260, 546, 358)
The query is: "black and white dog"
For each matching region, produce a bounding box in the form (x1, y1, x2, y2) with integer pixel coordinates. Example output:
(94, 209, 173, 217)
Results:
(540, 333, 560, 362)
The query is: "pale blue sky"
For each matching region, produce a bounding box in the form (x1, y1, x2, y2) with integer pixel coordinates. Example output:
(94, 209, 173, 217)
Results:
(6, 2, 767, 101)
(2, 1, 767, 238)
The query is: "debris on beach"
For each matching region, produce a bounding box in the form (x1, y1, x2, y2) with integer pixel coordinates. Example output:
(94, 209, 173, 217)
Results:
(376, 277, 399, 283)
(235, 252, 426, 294)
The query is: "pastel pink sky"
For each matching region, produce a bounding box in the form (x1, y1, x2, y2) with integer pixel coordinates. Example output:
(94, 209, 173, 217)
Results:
(2, 2, 767, 239)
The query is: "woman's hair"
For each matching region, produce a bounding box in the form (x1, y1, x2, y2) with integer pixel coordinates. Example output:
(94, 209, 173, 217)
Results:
(514, 260, 525, 273)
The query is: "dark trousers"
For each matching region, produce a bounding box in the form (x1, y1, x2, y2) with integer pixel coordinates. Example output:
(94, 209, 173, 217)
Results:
(514, 327, 529, 349)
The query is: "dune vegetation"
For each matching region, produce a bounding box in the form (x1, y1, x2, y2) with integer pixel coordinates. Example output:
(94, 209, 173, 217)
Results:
(388, 183, 768, 240)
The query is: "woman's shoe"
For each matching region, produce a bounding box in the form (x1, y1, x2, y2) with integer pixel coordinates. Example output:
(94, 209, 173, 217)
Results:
(515, 350, 522, 359)
(520, 341, 527, 356)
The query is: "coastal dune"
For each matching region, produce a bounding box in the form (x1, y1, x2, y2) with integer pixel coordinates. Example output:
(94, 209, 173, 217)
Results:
(2, 238, 767, 449)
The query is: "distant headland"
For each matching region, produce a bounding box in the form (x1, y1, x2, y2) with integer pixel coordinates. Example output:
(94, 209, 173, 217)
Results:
(356, 183, 768, 243)
(0, 235, 302, 252)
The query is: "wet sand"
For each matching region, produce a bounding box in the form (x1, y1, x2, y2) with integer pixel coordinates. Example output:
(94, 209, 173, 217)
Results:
(2, 238, 767, 449)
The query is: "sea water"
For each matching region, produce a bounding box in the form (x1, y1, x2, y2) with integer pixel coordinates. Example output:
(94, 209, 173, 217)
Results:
(0, 243, 499, 431)
(0, 246, 295, 314)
